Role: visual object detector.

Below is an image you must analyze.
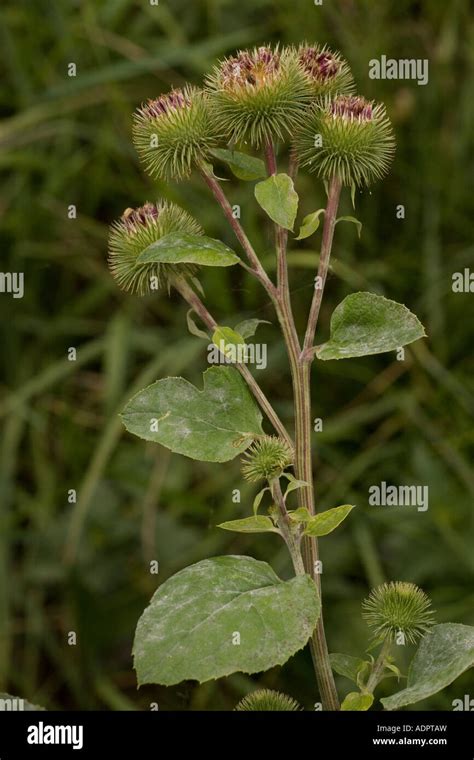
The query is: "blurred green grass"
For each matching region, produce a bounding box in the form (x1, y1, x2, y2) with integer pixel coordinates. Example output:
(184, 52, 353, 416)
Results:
(0, 0, 473, 710)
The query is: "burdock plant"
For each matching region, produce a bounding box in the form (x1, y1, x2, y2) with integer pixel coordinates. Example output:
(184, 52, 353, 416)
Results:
(107, 42, 474, 712)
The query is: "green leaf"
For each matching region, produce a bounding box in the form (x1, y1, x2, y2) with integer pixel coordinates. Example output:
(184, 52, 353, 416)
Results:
(217, 516, 280, 534)
(137, 233, 240, 267)
(234, 319, 271, 340)
(210, 148, 266, 181)
(303, 504, 355, 537)
(121, 366, 263, 463)
(0, 693, 45, 711)
(186, 309, 208, 340)
(212, 326, 246, 361)
(253, 486, 269, 516)
(381, 624, 474, 710)
(341, 692, 374, 711)
(133, 556, 320, 686)
(336, 215, 362, 238)
(288, 507, 312, 524)
(296, 209, 325, 240)
(315, 292, 426, 361)
(255, 174, 299, 231)
(330, 653, 369, 684)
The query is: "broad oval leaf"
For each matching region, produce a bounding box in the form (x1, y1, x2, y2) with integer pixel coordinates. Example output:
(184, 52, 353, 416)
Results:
(121, 366, 263, 462)
(133, 556, 320, 686)
(315, 292, 426, 361)
(330, 653, 369, 684)
(137, 233, 240, 267)
(296, 209, 325, 240)
(210, 148, 266, 181)
(381, 624, 474, 710)
(341, 692, 374, 711)
(303, 504, 355, 537)
(255, 174, 299, 231)
(217, 516, 280, 534)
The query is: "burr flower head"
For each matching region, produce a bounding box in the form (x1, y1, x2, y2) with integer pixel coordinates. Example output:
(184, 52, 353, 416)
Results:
(241, 435, 293, 483)
(108, 201, 202, 295)
(362, 582, 435, 644)
(132, 86, 219, 180)
(293, 94, 396, 186)
(206, 45, 311, 147)
(235, 689, 301, 711)
(296, 43, 355, 97)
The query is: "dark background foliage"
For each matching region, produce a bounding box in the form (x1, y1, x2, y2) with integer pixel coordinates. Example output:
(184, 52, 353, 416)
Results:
(0, 0, 473, 710)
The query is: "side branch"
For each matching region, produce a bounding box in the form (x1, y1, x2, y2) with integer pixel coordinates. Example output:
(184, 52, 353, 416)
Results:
(173, 278, 292, 448)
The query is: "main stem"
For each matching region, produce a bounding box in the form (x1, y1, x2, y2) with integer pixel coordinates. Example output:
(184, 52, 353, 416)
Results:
(199, 155, 341, 709)
(263, 144, 340, 709)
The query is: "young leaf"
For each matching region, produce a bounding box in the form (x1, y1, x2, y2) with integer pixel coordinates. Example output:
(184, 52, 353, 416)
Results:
(186, 309, 208, 340)
(212, 326, 246, 361)
(381, 624, 474, 710)
(121, 366, 263, 462)
(288, 507, 312, 523)
(296, 209, 325, 240)
(341, 692, 374, 711)
(217, 516, 280, 534)
(335, 215, 362, 238)
(137, 233, 240, 267)
(133, 556, 321, 686)
(330, 653, 369, 684)
(255, 174, 299, 231)
(253, 486, 269, 516)
(315, 292, 426, 361)
(209, 148, 266, 181)
(282, 474, 309, 499)
(234, 319, 271, 340)
(303, 504, 355, 537)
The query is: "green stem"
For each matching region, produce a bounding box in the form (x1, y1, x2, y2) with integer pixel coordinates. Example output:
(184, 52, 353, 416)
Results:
(302, 176, 342, 361)
(269, 478, 305, 576)
(365, 638, 393, 694)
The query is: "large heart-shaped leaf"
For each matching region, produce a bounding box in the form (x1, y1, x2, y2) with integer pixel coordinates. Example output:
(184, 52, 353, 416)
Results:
(382, 624, 474, 710)
(255, 174, 299, 231)
(137, 233, 240, 267)
(121, 366, 263, 462)
(315, 292, 426, 361)
(133, 556, 320, 685)
(209, 149, 266, 181)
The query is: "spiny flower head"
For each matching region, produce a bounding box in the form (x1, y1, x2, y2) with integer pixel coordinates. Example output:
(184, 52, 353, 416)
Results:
(296, 43, 354, 97)
(241, 435, 293, 483)
(235, 689, 301, 711)
(293, 94, 395, 187)
(206, 45, 311, 147)
(362, 582, 435, 644)
(108, 201, 202, 295)
(132, 86, 219, 180)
